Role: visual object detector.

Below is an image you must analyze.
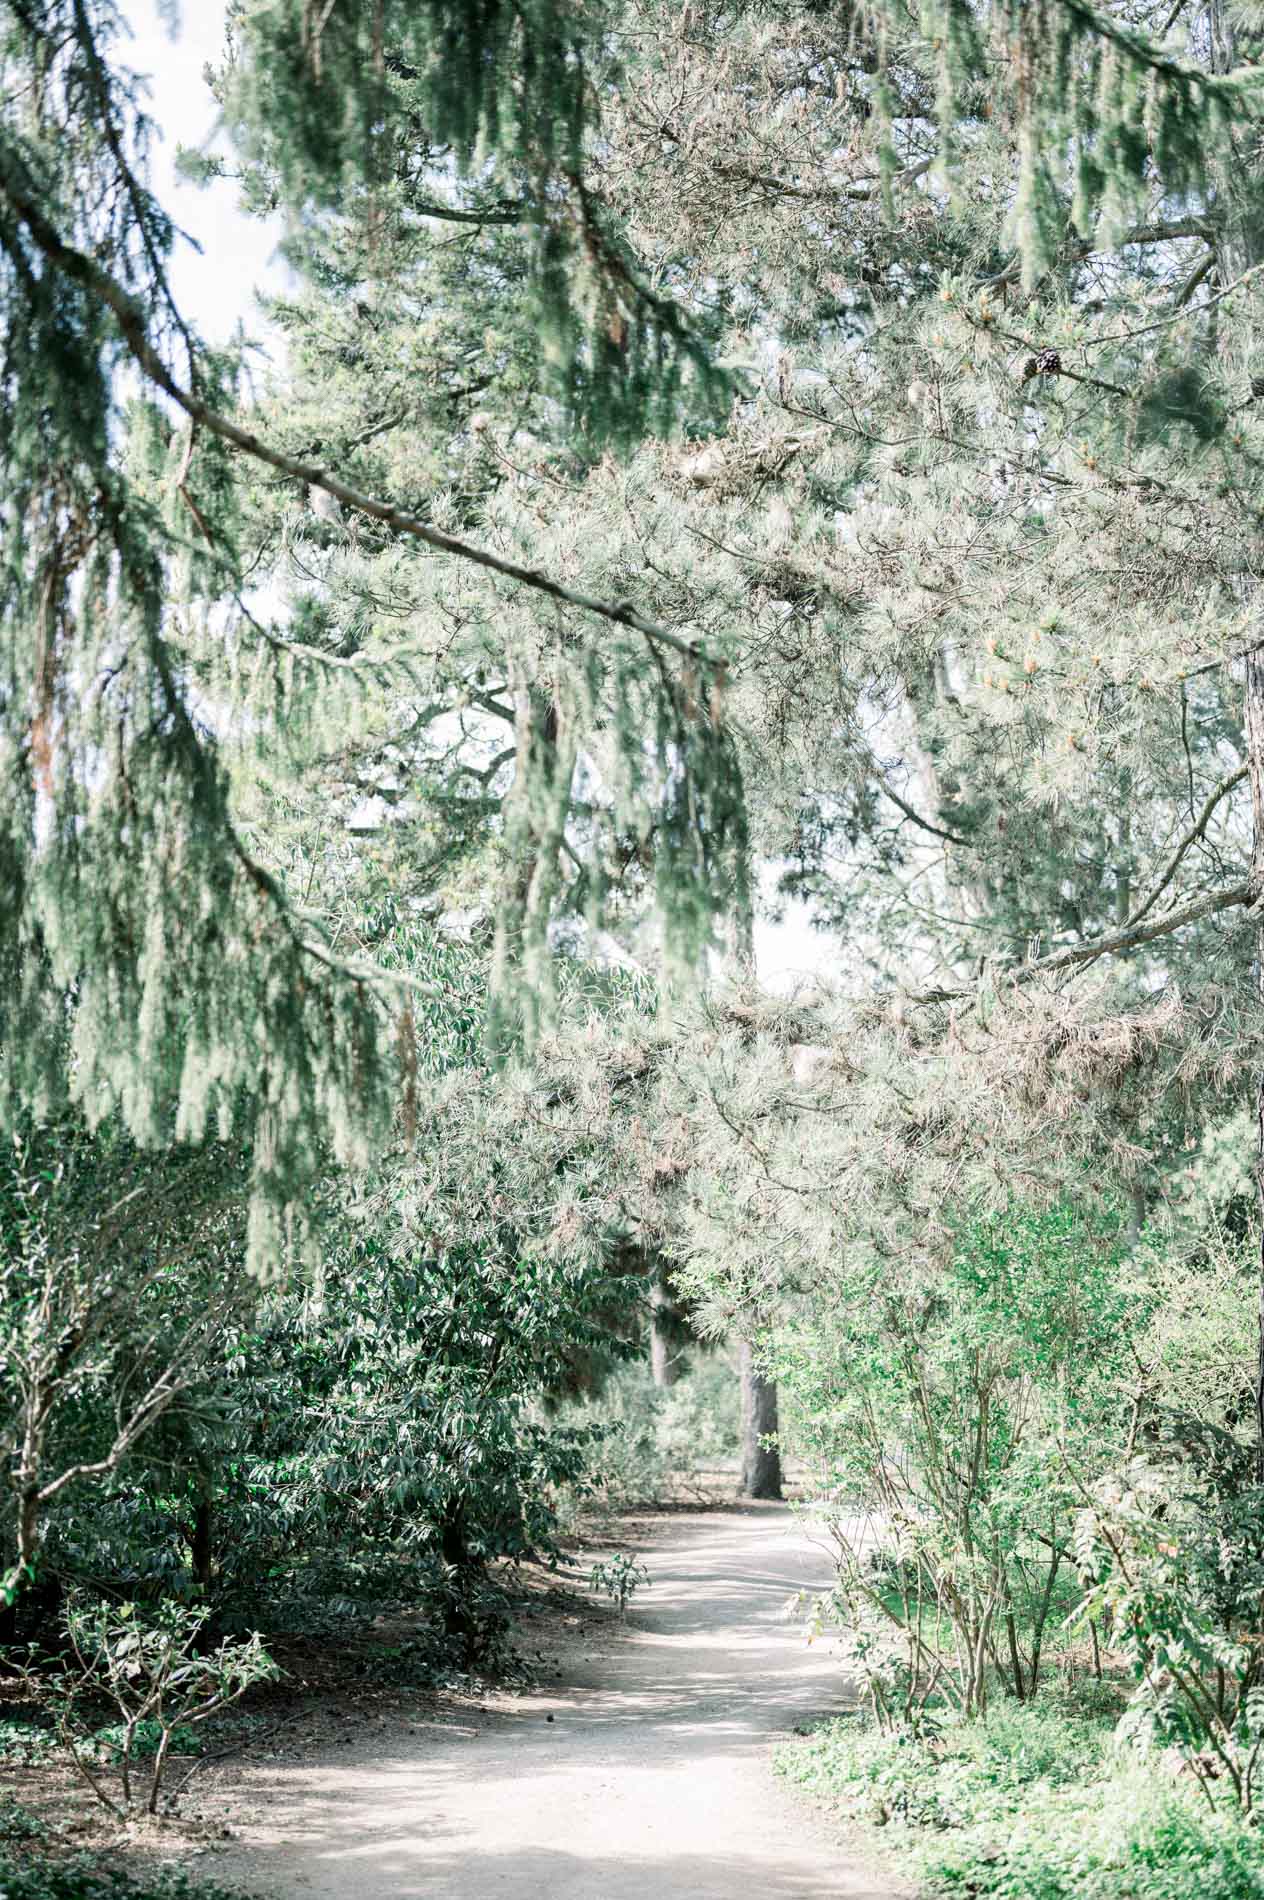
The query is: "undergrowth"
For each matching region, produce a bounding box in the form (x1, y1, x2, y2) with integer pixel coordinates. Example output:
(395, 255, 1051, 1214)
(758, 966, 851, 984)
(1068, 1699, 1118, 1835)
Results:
(775, 1693, 1264, 1899)
(0, 1858, 245, 1899)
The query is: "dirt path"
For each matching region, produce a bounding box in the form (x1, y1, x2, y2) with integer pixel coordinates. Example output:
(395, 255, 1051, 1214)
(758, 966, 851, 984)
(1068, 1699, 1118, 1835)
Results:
(213, 1504, 900, 1899)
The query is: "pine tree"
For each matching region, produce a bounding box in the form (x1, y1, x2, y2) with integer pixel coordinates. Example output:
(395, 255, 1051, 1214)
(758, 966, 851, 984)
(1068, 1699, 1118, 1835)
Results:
(0, 0, 741, 1272)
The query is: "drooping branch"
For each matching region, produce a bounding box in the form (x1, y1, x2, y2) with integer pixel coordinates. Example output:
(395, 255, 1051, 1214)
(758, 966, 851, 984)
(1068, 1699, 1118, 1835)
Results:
(0, 157, 703, 663)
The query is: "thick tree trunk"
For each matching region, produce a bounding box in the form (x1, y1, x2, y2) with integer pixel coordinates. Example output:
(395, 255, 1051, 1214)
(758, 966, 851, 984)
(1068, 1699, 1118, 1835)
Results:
(738, 1341, 782, 1499)
(1207, 1, 1264, 1479)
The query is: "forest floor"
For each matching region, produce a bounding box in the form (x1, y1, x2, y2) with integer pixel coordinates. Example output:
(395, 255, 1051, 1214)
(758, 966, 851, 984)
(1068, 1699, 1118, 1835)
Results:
(187, 1499, 903, 1898)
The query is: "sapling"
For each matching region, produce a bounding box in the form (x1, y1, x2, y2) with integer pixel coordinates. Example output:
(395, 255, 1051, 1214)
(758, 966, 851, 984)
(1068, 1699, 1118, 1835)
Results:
(48, 1598, 279, 1817)
(588, 1552, 651, 1621)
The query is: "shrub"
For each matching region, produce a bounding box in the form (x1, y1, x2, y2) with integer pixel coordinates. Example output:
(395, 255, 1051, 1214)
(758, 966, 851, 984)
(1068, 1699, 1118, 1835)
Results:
(776, 1697, 1264, 1900)
(49, 1599, 278, 1817)
(554, 1356, 740, 1517)
(0, 1859, 245, 1900)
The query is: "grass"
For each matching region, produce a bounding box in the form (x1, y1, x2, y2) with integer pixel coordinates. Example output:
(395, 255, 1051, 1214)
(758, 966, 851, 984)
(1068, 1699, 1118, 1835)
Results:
(775, 1692, 1264, 1900)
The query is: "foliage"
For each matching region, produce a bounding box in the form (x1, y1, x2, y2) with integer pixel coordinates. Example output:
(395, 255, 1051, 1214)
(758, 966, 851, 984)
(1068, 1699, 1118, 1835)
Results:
(551, 1358, 740, 1517)
(0, 1796, 47, 1844)
(0, 0, 741, 1278)
(0, 1124, 251, 1598)
(47, 1599, 278, 1817)
(8, 4, 1264, 1873)
(776, 1699, 1264, 1900)
(1074, 1460, 1264, 1813)
(587, 1552, 650, 1619)
(0, 1860, 246, 1900)
(773, 1203, 1137, 1716)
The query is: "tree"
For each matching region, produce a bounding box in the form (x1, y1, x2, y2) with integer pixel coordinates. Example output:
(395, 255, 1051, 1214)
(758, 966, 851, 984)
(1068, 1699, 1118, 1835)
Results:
(738, 1343, 782, 1502)
(0, 0, 743, 1275)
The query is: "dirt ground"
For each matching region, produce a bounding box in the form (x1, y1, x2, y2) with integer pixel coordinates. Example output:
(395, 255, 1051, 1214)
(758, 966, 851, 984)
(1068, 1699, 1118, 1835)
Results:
(185, 1500, 902, 1898)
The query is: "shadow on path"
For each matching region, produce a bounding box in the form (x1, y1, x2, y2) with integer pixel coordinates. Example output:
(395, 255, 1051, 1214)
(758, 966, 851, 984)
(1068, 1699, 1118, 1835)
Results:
(214, 1506, 902, 1899)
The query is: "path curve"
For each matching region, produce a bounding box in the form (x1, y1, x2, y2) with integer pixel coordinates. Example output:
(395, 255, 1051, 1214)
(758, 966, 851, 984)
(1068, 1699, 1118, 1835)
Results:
(215, 1504, 898, 1899)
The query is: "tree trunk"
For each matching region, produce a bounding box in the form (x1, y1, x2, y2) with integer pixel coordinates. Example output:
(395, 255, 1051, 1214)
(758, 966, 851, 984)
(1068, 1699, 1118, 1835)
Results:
(738, 1341, 782, 1499)
(1247, 651, 1264, 1480)
(649, 1264, 683, 1387)
(189, 1494, 213, 1593)
(439, 1498, 480, 1665)
(1208, 2, 1264, 1481)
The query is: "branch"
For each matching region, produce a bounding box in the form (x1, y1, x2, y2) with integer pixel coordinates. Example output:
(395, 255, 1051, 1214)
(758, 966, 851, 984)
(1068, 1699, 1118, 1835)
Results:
(1124, 766, 1247, 931)
(983, 216, 1217, 289)
(911, 883, 1250, 1003)
(879, 774, 974, 849)
(0, 162, 702, 663)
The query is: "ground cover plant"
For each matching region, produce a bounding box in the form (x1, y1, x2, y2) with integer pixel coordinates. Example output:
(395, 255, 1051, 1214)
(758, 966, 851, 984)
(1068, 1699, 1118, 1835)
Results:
(776, 1696, 1264, 1900)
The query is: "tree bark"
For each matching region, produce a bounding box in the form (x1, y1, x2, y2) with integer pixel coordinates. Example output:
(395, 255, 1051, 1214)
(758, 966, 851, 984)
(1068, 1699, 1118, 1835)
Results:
(1247, 651, 1264, 1479)
(649, 1262, 684, 1387)
(189, 1495, 213, 1593)
(738, 1341, 783, 1499)
(1210, 2, 1264, 1483)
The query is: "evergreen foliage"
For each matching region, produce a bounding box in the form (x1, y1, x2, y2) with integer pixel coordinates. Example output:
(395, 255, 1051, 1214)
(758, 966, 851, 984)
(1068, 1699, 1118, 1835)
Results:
(0, 0, 742, 1273)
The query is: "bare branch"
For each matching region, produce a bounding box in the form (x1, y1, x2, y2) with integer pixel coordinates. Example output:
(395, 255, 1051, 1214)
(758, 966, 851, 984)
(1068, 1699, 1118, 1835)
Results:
(1125, 766, 1248, 930)
(911, 883, 1250, 1004)
(879, 774, 974, 849)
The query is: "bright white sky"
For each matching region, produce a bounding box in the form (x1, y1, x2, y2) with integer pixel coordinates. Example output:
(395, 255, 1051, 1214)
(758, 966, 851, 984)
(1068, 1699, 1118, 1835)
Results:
(118, 1, 831, 988)
(119, 1, 289, 343)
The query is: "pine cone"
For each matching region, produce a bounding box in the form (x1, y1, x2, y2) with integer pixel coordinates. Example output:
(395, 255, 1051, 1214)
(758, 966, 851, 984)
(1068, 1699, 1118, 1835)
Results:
(1021, 346, 1062, 381)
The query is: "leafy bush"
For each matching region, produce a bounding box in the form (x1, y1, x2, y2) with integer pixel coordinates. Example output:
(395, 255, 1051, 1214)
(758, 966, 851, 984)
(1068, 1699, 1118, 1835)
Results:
(0, 1859, 245, 1900)
(1074, 1459, 1264, 1814)
(588, 1552, 650, 1618)
(777, 1201, 1136, 1717)
(554, 1356, 740, 1517)
(776, 1699, 1264, 1900)
(50, 1599, 278, 1817)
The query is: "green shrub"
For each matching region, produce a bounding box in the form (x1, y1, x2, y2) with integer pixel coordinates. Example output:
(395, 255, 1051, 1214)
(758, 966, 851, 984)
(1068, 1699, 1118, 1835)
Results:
(0, 1859, 245, 1899)
(553, 1356, 740, 1517)
(925, 1771, 1264, 1900)
(776, 1697, 1264, 1900)
(0, 1797, 47, 1843)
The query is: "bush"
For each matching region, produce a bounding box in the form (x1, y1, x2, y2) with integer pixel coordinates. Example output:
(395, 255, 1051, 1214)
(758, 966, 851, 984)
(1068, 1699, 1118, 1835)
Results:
(0, 1860, 245, 1900)
(776, 1697, 1264, 1900)
(552, 1356, 740, 1517)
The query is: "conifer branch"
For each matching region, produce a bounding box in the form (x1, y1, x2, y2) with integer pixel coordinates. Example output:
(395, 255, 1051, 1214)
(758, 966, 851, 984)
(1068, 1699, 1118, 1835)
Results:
(1124, 766, 1248, 931)
(982, 216, 1216, 291)
(879, 775, 974, 849)
(0, 163, 704, 664)
(912, 883, 1250, 1004)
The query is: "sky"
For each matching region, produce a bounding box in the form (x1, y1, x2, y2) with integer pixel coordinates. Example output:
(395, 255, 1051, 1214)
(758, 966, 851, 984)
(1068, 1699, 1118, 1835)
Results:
(119, 1, 289, 344)
(117, 1, 832, 989)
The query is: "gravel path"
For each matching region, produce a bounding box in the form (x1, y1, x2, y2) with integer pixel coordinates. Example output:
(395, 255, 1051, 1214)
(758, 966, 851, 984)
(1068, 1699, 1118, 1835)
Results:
(214, 1503, 901, 1899)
